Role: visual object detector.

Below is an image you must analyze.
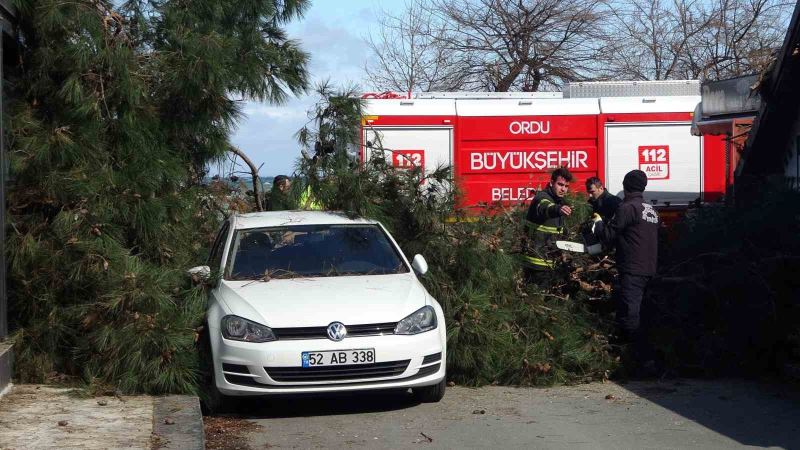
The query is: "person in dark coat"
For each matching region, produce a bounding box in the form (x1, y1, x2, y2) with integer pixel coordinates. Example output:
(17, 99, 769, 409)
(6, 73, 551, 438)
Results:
(593, 169, 659, 373)
(585, 177, 622, 222)
(523, 167, 574, 282)
(269, 175, 296, 211)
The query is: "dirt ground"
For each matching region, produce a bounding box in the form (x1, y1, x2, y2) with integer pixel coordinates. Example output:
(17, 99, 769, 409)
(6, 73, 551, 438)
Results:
(207, 379, 800, 449)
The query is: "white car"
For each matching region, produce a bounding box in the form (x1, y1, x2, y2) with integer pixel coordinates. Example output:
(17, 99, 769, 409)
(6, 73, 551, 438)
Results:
(191, 210, 447, 410)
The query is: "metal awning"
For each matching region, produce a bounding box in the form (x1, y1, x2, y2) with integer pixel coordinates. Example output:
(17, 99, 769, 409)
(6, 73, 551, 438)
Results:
(691, 75, 760, 136)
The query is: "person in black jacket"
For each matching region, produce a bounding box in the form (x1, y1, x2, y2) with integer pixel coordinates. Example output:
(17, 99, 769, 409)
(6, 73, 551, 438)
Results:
(593, 169, 659, 372)
(523, 168, 573, 282)
(586, 177, 622, 222)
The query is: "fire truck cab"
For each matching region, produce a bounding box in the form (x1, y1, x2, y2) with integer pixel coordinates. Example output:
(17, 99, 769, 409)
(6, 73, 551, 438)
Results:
(361, 81, 728, 210)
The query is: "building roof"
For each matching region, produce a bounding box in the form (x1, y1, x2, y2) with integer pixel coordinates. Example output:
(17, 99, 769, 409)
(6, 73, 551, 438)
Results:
(738, 0, 800, 177)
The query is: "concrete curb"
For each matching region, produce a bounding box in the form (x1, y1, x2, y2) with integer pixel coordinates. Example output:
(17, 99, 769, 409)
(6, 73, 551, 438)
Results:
(0, 342, 12, 398)
(152, 395, 205, 450)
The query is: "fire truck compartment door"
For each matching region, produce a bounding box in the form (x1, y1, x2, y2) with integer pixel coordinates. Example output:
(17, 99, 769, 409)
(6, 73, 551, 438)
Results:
(605, 123, 701, 206)
(364, 127, 453, 175)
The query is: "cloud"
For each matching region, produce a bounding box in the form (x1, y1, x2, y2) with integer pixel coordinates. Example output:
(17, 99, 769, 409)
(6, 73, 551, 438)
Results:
(226, 1, 403, 176)
(242, 103, 309, 121)
(291, 17, 369, 82)
(225, 96, 315, 176)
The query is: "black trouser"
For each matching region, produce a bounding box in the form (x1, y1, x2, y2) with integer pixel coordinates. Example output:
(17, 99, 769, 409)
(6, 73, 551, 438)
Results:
(523, 266, 556, 286)
(615, 272, 652, 361)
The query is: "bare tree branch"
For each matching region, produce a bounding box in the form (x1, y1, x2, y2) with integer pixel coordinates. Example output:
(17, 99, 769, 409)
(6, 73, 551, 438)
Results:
(366, 0, 605, 92)
(228, 145, 264, 211)
(364, 0, 471, 92)
(367, 0, 793, 91)
(425, 0, 606, 91)
(599, 0, 793, 81)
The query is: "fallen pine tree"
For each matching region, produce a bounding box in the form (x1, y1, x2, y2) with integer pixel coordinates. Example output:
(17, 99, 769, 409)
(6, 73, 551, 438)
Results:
(289, 85, 618, 386)
(6, 0, 310, 394)
(5, 2, 618, 395)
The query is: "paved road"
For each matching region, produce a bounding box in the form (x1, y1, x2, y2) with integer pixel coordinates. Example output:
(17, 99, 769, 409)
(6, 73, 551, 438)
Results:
(220, 379, 800, 449)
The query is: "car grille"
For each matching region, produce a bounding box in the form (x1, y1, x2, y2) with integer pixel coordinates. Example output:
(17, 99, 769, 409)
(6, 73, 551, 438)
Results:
(272, 322, 398, 340)
(265, 360, 410, 382)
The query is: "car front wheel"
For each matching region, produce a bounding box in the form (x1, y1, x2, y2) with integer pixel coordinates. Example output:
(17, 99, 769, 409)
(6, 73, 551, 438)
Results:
(199, 329, 233, 415)
(412, 378, 446, 403)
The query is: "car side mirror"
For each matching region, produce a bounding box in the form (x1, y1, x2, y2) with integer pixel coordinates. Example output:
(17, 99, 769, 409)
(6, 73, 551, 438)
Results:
(187, 265, 211, 279)
(411, 254, 428, 276)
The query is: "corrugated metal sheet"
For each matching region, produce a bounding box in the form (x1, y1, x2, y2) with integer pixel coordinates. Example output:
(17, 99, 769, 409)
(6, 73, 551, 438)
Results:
(565, 80, 700, 98)
(700, 75, 760, 118)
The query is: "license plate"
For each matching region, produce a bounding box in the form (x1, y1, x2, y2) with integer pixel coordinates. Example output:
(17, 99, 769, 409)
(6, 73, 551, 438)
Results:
(301, 349, 375, 367)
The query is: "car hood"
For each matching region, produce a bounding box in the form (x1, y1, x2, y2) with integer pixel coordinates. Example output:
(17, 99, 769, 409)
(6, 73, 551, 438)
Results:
(216, 273, 430, 327)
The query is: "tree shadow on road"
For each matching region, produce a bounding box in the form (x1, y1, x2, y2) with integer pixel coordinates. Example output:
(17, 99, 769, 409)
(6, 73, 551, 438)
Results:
(216, 389, 421, 419)
(618, 378, 800, 449)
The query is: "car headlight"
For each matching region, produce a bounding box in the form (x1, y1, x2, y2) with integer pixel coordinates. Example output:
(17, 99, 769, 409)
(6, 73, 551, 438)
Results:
(221, 315, 276, 343)
(394, 306, 437, 335)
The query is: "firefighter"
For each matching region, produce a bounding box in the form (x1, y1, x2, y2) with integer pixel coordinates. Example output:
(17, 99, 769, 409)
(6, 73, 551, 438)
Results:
(585, 177, 622, 222)
(298, 184, 323, 210)
(523, 167, 574, 281)
(592, 169, 659, 374)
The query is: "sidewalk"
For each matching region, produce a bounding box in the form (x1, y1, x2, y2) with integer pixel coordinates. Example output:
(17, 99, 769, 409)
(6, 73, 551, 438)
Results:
(0, 385, 203, 449)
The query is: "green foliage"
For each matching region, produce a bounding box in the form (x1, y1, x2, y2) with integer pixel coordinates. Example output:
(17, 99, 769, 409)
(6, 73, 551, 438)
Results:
(7, 0, 309, 393)
(294, 87, 616, 386)
(646, 189, 800, 376)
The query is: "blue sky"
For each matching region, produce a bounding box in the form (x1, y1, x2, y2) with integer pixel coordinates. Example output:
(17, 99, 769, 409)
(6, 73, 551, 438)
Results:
(221, 0, 408, 177)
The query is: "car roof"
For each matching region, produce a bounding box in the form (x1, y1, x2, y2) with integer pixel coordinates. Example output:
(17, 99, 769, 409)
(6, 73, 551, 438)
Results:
(232, 210, 376, 230)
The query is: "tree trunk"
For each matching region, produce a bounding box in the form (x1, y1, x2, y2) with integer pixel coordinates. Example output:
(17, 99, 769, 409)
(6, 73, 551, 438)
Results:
(229, 145, 264, 211)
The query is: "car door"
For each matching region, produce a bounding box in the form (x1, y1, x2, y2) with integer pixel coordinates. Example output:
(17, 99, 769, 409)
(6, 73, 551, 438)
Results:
(207, 221, 231, 277)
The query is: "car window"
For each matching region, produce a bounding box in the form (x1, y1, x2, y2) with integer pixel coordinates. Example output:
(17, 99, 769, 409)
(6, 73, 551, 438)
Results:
(225, 224, 410, 280)
(208, 221, 230, 272)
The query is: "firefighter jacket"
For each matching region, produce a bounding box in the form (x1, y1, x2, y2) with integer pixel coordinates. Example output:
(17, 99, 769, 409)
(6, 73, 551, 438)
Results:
(589, 190, 622, 222)
(524, 186, 567, 269)
(594, 191, 659, 276)
(299, 186, 323, 210)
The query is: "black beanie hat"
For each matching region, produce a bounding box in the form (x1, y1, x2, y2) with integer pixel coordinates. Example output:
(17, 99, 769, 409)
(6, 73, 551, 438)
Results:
(622, 170, 647, 193)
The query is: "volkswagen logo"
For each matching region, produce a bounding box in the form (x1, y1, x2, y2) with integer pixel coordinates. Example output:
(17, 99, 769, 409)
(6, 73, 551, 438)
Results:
(326, 322, 347, 341)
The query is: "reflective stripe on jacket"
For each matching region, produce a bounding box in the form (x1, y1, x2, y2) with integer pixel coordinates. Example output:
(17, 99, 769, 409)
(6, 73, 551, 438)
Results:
(299, 186, 323, 210)
(521, 255, 555, 269)
(523, 187, 565, 270)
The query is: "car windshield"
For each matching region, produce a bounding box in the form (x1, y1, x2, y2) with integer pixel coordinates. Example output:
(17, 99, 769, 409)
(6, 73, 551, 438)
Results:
(225, 224, 410, 280)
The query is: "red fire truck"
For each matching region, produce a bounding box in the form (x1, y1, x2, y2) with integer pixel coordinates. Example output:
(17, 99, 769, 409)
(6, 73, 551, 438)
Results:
(360, 81, 729, 212)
